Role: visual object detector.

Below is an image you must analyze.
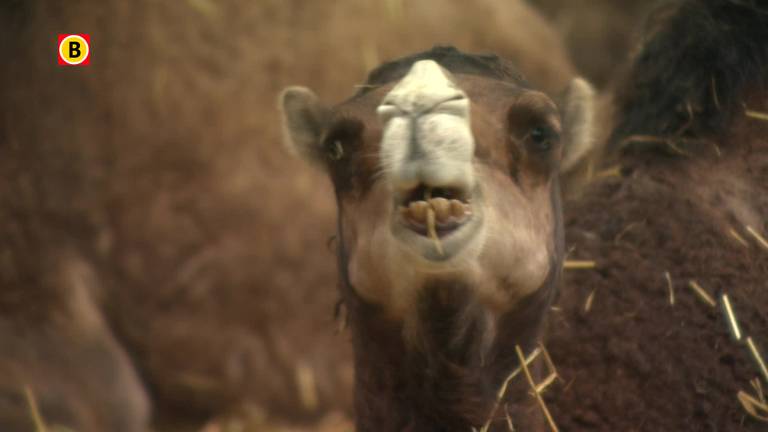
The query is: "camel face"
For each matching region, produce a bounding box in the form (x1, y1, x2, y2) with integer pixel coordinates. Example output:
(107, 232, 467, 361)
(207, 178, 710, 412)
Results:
(280, 48, 594, 317)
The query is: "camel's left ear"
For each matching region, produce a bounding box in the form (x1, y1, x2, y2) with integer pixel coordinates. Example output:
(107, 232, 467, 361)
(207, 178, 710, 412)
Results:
(278, 86, 330, 165)
(560, 78, 596, 173)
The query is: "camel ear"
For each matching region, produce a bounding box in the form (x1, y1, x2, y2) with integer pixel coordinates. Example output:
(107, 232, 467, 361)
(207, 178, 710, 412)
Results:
(560, 78, 596, 173)
(278, 86, 330, 164)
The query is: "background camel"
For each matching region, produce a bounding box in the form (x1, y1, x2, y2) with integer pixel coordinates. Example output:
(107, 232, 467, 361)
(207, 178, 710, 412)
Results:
(548, 0, 768, 430)
(0, 1, 580, 430)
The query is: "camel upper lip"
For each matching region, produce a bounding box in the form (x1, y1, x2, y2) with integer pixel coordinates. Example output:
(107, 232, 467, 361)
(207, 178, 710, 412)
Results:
(398, 184, 470, 206)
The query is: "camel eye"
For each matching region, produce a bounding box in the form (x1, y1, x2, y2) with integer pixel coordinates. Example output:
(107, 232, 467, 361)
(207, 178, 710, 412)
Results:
(527, 126, 556, 152)
(328, 140, 344, 161)
(323, 118, 363, 163)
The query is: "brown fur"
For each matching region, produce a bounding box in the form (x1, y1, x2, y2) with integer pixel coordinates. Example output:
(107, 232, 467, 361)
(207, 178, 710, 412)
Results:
(549, 1, 768, 430)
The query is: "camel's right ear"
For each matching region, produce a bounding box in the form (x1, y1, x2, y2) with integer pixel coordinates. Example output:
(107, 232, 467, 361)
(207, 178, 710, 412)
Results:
(278, 86, 330, 164)
(560, 78, 596, 174)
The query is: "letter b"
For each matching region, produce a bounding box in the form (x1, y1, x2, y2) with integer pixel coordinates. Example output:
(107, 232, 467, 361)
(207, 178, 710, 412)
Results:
(69, 41, 81, 58)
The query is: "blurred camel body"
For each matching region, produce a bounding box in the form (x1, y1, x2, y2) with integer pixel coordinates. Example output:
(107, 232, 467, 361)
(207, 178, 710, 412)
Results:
(0, 1, 578, 431)
(549, 0, 768, 430)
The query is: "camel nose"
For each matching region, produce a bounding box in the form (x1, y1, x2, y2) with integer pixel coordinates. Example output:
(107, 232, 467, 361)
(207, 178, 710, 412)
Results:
(377, 60, 475, 194)
(377, 60, 467, 118)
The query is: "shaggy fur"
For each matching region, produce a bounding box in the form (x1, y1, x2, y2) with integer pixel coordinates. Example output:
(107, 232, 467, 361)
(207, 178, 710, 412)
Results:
(610, 0, 768, 153)
(550, 1, 768, 430)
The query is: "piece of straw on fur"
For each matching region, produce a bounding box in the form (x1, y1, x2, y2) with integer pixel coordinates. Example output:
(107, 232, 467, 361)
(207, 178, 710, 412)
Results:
(619, 135, 688, 156)
(711, 77, 721, 110)
(746, 337, 768, 385)
(687, 280, 717, 308)
(564, 260, 596, 270)
(24, 386, 48, 432)
(535, 372, 559, 394)
(515, 345, 559, 432)
(295, 363, 319, 411)
(746, 226, 768, 251)
(720, 294, 742, 342)
(745, 109, 768, 122)
(584, 289, 597, 313)
(752, 378, 766, 404)
(737, 389, 768, 422)
(479, 348, 542, 432)
(728, 228, 750, 248)
(595, 165, 622, 179)
(504, 405, 516, 431)
(665, 272, 675, 306)
(540, 343, 559, 381)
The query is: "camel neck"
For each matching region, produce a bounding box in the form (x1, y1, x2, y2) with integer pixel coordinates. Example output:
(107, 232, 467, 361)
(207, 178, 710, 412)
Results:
(345, 279, 555, 432)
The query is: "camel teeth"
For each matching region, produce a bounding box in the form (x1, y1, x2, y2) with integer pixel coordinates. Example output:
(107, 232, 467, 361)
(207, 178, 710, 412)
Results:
(408, 201, 428, 223)
(429, 197, 450, 222)
(449, 199, 466, 217)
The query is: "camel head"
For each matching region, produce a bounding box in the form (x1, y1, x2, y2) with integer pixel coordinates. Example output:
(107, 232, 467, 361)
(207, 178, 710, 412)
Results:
(280, 46, 595, 326)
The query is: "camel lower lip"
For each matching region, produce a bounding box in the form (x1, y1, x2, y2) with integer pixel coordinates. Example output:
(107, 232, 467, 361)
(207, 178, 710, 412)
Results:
(390, 205, 483, 262)
(401, 218, 468, 237)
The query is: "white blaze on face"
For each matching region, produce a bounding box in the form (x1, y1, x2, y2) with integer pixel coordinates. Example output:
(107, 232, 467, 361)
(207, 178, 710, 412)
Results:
(377, 60, 475, 193)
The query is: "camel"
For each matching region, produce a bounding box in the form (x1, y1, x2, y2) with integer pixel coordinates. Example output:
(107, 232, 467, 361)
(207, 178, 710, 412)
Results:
(548, 0, 768, 430)
(280, 46, 596, 431)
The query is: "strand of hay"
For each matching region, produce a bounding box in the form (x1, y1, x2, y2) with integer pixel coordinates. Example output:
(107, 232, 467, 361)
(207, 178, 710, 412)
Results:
(584, 289, 597, 313)
(711, 77, 721, 110)
(745, 225, 768, 251)
(745, 109, 768, 122)
(540, 343, 559, 381)
(720, 294, 742, 342)
(752, 378, 766, 404)
(479, 348, 542, 432)
(515, 345, 559, 432)
(687, 280, 716, 308)
(746, 337, 768, 385)
(426, 208, 444, 256)
(595, 165, 622, 179)
(728, 228, 750, 248)
(24, 386, 48, 432)
(535, 372, 559, 394)
(737, 390, 768, 422)
(619, 135, 688, 156)
(665, 272, 675, 305)
(504, 405, 516, 431)
(564, 260, 596, 270)
(424, 188, 444, 256)
(295, 363, 319, 411)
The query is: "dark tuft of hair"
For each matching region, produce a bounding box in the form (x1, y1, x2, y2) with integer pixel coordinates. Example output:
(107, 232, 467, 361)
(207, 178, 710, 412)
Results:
(356, 46, 528, 96)
(610, 0, 768, 154)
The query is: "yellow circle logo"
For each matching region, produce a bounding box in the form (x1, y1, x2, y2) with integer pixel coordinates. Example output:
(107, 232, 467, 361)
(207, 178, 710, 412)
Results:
(59, 35, 90, 65)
